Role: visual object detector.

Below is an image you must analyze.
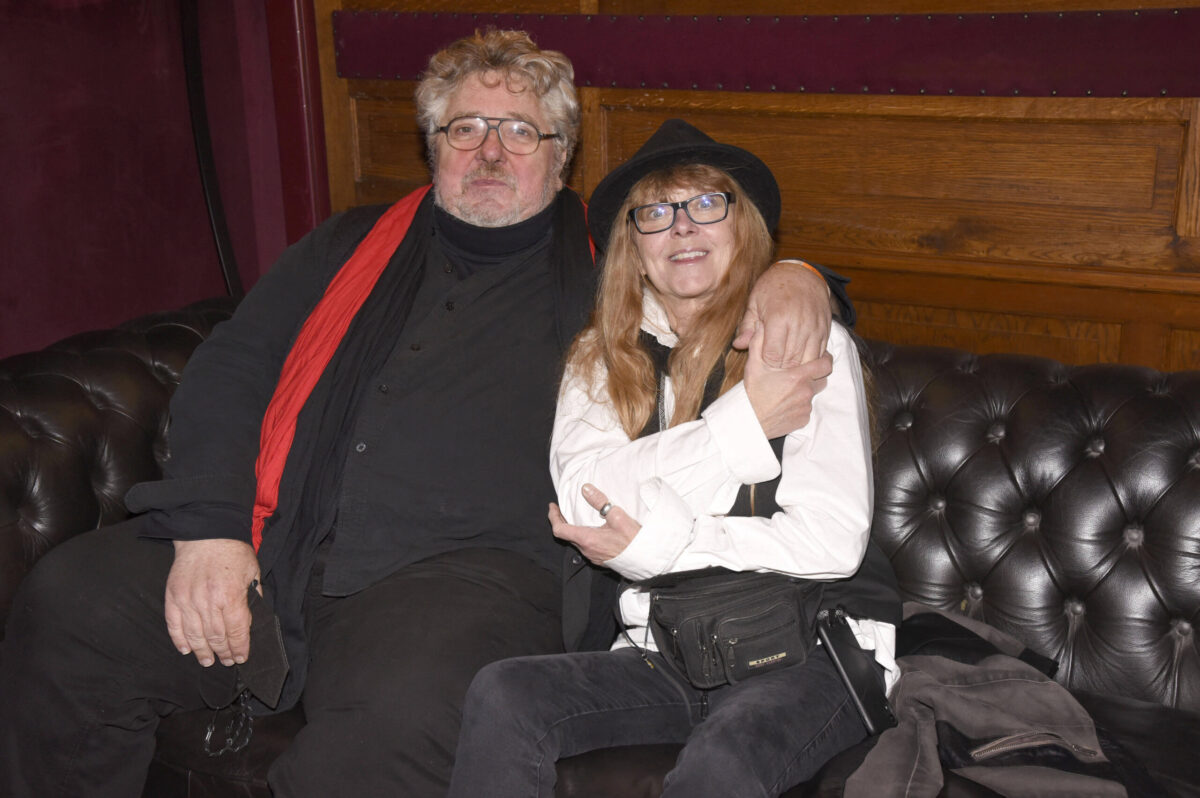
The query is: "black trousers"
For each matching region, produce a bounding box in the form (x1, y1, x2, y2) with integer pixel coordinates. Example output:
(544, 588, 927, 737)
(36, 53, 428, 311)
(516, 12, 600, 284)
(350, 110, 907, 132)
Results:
(448, 648, 867, 798)
(0, 519, 563, 798)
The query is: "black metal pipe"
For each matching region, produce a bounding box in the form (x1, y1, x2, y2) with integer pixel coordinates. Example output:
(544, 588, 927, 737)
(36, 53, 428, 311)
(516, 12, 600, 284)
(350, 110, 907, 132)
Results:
(180, 0, 244, 298)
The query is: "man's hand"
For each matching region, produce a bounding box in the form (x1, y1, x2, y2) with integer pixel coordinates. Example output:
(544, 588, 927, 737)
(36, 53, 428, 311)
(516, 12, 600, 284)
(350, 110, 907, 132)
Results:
(549, 484, 642, 566)
(733, 260, 833, 368)
(165, 539, 260, 668)
(744, 329, 833, 439)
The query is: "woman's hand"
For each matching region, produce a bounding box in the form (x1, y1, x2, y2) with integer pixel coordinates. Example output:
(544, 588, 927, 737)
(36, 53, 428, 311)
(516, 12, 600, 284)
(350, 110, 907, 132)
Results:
(549, 484, 642, 566)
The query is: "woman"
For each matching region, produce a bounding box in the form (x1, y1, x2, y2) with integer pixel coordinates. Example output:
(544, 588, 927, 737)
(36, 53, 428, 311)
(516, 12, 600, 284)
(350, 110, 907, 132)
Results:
(447, 119, 900, 798)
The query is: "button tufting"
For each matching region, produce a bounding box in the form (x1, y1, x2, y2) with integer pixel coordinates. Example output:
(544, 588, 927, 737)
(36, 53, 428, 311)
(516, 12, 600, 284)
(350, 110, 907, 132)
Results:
(967, 584, 983, 600)
(1123, 524, 1144, 546)
(987, 421, 1006, 442)
(929, 495, 946, 512)
(1189, 449, 1200, 470)
(894, 410, 914, 430)
(1023, 510, 1040, 529)
(1084, 437, 1105, 457)
(1172, 619, 1193, 637)
(1066, 599, 1085, 616)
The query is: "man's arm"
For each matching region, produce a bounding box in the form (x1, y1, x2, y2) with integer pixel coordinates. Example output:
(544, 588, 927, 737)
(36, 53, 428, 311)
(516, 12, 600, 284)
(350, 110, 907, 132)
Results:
(128, 213, 365, 543)
(733, 259, 854, 368)
(129, 208, 382, 666)
(149, 228, 335, 665)
(742, 324, 830, 439)
(799, 259, 855, 327)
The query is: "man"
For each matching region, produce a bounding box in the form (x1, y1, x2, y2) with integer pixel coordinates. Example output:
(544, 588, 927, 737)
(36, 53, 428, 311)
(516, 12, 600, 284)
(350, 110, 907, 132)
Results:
(0, 29, 846, 797)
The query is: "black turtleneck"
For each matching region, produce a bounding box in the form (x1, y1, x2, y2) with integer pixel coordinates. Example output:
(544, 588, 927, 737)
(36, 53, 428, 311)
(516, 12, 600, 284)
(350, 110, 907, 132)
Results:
(433, 201, 556, 277)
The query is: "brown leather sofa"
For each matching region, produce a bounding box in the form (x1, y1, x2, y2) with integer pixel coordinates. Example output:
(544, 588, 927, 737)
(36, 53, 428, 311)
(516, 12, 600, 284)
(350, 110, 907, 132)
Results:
(2, 298, 1198, 797)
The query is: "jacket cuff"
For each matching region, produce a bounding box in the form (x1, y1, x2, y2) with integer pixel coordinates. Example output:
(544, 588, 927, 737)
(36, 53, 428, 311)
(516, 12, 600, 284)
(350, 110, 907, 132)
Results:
(136, 505, 254, 544)
(127, 476, 255, 544)
(604, 478, 692, 581)
(126, 474, 255, 513)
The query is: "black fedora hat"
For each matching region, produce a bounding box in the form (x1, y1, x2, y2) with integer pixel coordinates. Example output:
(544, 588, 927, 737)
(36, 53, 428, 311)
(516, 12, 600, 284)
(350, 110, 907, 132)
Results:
(586, 118, 781, 249)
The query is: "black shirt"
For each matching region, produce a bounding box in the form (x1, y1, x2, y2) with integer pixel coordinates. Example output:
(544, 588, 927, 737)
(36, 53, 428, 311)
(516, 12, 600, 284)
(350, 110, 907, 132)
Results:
(321, 206, 568, 595)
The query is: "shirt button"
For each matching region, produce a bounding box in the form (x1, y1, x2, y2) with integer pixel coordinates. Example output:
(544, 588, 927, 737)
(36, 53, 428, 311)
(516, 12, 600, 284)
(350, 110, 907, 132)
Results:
(354, 442, 367, 453)
(445, 301, 455, 311)
(410, 343, 421, 352)
(443, 263, 453, 274)
(377, 383, 388, 393)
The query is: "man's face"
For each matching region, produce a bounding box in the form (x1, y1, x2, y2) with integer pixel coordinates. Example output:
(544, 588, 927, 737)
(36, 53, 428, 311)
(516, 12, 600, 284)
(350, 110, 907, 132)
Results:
(433, 72, 566, 227)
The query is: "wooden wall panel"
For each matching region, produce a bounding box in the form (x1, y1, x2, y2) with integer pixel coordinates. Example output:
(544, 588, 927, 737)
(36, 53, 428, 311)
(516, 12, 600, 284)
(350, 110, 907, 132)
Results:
(581, 94, 1195, 274)
(313, 0, 1200, 369)
(351, 92, 426, 201)
(855, 303, 1123, 363)
(577, 91, 1200, 366)
(1170, 330, 1200, 369)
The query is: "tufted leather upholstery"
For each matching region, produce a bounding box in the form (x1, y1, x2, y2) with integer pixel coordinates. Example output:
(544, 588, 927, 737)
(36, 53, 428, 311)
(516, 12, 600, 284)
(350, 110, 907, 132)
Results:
(0, 298, 238, 635)
(2, 301, 1198, 796)
(556, 343, 1200, 798)
(866, 342, 1200, 711)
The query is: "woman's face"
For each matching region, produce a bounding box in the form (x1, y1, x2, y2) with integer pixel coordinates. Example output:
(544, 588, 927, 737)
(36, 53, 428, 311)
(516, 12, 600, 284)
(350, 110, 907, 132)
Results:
(633, 185, 735, 331)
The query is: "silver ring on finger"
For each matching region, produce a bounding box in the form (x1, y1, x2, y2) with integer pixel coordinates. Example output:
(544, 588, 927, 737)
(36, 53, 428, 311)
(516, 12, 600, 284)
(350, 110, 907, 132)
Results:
(598, 502, 613, 518)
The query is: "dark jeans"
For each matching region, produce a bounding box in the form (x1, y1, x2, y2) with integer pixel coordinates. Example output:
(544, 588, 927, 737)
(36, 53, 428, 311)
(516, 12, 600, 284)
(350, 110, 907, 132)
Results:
(448, 646, 869, 798)
(0, 519, 562, 798)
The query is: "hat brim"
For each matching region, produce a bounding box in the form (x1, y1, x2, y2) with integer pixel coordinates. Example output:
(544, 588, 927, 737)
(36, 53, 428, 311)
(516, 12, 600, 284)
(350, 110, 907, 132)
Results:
(586, 129, 780, 249)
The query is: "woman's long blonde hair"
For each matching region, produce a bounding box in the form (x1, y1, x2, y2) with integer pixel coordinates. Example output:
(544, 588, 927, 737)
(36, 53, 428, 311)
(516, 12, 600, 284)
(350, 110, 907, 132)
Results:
(570, 163, 775, 438)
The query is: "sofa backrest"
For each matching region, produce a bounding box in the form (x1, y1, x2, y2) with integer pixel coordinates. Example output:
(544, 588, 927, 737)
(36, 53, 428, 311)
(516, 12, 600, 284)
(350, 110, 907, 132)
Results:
(0, 298, 237, 633)
(861, 339, 1200, 713)
(1, 302, 1197, 714)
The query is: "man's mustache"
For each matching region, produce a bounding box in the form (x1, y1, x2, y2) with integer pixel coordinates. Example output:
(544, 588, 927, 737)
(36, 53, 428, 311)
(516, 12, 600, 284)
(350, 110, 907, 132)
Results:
(463, 164, 515, 189)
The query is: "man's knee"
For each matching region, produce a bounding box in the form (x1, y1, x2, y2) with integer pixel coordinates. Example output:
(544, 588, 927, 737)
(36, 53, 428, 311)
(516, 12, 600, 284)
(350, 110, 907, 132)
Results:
(7, 537, 104, 643)
(5, 523, 169, 669)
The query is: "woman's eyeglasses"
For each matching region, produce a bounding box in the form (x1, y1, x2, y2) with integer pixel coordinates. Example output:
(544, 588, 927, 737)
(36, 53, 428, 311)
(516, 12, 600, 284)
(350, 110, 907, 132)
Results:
(628, 192, 735, 234)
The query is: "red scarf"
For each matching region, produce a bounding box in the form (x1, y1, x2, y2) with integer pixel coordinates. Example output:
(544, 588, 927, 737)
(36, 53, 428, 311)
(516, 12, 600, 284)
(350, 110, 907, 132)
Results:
(250, 185, 432, 550)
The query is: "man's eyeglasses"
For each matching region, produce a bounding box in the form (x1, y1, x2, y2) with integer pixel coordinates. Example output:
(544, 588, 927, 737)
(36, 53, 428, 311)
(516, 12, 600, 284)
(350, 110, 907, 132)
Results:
(628, 192, 736, 235)
(436, 116, 560, 155)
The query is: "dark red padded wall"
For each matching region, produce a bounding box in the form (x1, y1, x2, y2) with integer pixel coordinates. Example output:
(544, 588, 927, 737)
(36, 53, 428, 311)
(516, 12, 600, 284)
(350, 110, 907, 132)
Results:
(333, 9, 1200, 97)
(0, 1, 292, 359)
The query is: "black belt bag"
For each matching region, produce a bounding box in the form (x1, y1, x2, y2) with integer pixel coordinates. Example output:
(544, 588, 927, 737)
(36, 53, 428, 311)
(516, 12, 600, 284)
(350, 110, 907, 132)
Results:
(642, 567, 823, 689)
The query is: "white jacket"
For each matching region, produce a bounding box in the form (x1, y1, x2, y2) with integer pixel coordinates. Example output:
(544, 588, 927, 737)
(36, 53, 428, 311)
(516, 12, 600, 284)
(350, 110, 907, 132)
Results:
(550, 292, 898, 688)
